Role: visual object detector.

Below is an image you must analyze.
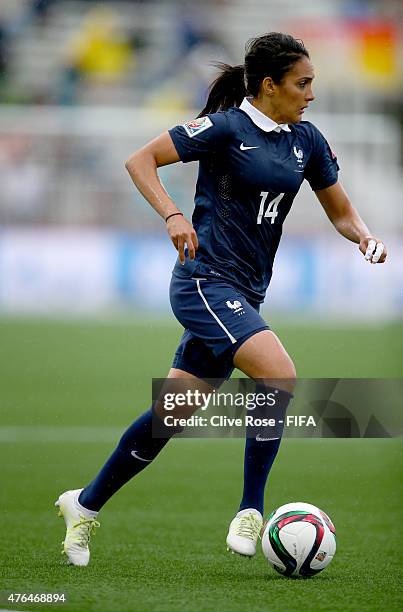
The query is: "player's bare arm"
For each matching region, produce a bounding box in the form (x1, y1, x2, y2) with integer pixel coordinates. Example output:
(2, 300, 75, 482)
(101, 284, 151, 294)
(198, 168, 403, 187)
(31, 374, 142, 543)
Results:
(315, 181, 387, 264)
(125, 132, 198, 263)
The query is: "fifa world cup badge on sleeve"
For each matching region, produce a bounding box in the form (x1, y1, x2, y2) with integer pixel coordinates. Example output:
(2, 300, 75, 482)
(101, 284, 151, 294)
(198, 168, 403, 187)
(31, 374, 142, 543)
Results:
(183, 116, 213, 138)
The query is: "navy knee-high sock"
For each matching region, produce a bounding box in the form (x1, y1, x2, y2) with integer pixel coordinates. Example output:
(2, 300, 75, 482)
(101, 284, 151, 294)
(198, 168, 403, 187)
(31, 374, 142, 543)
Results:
(79, 407, 179, 512)
(239, 386, 292, 516)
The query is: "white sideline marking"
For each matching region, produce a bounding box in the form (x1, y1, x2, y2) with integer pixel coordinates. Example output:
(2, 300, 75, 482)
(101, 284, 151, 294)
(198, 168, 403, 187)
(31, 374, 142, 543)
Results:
(0, 426, 122, 443)
(196, 279, 236, 344)
(0, 427, 238, 444)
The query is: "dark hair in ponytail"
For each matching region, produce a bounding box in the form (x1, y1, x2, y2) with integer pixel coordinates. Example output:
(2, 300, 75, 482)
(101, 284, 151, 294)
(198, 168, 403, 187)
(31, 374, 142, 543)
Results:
(198, 32, 309, 117)
(197, 63, 246, 117)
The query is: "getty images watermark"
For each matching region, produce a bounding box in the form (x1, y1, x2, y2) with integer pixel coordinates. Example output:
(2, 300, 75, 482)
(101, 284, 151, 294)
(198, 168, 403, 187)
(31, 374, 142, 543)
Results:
(161, 388, 314, 430)
(151, 378, 403, 439)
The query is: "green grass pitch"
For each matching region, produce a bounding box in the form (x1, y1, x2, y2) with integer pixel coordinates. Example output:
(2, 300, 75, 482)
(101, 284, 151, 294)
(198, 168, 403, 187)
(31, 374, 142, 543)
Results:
(0, 317, 402, 611)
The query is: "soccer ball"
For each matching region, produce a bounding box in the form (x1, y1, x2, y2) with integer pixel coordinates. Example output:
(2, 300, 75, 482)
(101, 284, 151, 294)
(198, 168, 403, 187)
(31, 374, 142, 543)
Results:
(261, 502, 336, 578)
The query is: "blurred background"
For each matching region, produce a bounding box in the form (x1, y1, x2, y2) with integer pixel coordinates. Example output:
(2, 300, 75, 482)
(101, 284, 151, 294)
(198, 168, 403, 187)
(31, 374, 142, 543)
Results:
(0, 0, 402, 323)
(1, 4, 402, 605)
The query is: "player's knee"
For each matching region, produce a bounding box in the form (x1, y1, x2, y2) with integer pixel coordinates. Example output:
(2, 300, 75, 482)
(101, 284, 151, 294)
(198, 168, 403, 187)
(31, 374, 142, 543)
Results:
(283, 361, 297, 394)
(259, 357, 297, 394)
(285, 359, 297, 385)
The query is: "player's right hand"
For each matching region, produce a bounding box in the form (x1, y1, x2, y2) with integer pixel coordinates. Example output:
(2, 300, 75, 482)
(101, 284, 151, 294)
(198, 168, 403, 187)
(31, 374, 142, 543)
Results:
(166, 215, 199, 264)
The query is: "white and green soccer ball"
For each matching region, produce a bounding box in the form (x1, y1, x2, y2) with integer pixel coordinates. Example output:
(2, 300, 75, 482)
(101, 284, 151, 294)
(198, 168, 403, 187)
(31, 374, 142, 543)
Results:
(261, 502, 336, 578)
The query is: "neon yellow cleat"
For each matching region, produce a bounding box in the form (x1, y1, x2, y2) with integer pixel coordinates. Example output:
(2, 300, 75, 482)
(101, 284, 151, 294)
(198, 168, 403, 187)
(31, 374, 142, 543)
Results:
(55, 489, 100, 566)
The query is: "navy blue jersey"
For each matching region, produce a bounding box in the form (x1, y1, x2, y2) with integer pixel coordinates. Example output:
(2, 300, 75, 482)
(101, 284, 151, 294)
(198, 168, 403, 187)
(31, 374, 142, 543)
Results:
(169, 98, 339, 303)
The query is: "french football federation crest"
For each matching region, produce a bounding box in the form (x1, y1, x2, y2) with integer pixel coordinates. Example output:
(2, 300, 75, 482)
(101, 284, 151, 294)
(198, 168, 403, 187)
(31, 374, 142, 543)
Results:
(226, 300, 242, 310)
(183, 116, 213, 138)
(293, 146, 304, 161)
(226, 300, 244, 315)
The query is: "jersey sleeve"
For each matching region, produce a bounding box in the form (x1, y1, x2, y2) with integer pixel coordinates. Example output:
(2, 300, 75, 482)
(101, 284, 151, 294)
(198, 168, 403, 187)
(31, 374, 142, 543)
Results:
(304, 124, 339, 191)
(168, 112, 230, 162)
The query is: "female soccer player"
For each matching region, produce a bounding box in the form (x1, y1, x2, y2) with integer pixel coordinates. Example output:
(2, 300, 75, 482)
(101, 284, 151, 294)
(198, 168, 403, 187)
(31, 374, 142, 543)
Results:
(56, 32, 386, 566)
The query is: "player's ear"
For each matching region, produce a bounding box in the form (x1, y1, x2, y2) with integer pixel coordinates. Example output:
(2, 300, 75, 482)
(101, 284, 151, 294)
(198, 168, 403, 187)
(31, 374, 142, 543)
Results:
(261, 76, 275, 96)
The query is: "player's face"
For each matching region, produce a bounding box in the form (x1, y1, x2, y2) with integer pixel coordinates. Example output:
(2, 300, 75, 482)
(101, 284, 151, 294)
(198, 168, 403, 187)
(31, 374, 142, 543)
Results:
(270, 57, 315, 124)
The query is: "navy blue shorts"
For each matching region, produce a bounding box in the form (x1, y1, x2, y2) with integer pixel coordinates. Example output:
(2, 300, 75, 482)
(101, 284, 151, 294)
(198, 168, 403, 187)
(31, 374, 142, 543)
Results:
(169, 273, 269, 381)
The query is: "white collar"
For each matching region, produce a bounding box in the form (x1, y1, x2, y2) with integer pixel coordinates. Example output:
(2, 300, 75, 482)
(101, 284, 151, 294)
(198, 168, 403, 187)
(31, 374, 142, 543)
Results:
(239, 97, 291, 133)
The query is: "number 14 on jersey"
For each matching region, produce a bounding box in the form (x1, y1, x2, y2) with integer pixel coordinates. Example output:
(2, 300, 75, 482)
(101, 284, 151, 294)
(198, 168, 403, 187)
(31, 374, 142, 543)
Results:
(257, 192, 285, 224)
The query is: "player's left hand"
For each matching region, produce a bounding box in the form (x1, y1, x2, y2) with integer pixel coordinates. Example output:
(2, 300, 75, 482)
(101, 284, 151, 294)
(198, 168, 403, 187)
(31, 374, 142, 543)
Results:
(359, 236, 387, 264)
